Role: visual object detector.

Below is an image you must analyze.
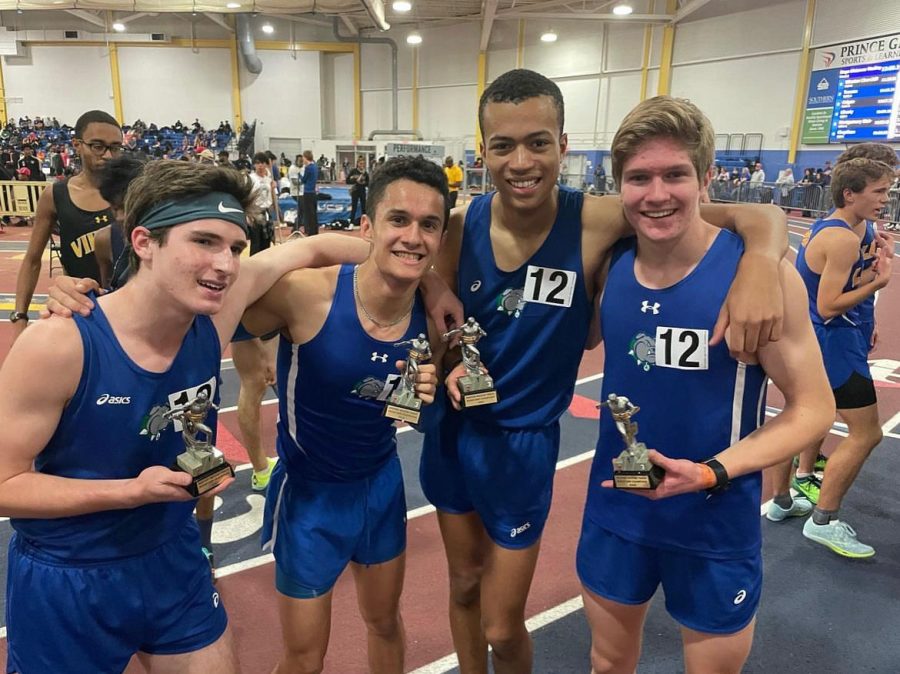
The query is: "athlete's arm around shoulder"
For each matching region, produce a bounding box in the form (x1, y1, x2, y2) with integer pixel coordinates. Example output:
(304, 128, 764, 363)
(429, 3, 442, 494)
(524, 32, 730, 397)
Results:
(714, 262, 835, 478)
(0, 319, 194, 518)
(212, 234, 370, 348)
(12, 186, 57, 342)
(241, 265, 338, 345)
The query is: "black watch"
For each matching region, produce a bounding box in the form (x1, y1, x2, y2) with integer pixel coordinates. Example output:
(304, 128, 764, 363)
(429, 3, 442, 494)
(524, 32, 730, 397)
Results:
(9, 311, 28, 323)
(703, 458, 730, 494)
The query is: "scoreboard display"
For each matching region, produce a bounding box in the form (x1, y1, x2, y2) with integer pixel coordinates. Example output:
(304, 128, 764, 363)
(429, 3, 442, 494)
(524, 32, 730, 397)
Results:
(802, 34, 900, 145)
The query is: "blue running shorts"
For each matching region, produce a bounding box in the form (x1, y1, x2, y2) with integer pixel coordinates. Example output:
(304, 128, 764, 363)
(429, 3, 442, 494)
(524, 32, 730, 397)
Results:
(577, 520, 761, 635)
(420, 414, 559, 549)
(262, 454, 406, 599)
(6, 521, 227, 674)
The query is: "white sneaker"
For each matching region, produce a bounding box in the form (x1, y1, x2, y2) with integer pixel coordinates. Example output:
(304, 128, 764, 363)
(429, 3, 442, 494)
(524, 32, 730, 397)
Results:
(802, 518, 875, 558)
(766, 496, 813, 522)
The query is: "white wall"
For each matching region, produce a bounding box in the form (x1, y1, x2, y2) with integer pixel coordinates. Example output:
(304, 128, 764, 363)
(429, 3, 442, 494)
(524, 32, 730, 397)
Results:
(3, 45, 113, 123)
(239, 49, 322, 145)
(813, 0, 900, 47)
(319, 52, 355, 139)
(118, 47, 232, 127)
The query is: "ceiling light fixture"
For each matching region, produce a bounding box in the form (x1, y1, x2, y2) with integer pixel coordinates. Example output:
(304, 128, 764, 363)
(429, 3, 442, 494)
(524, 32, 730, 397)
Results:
(112, 22, 126, 32)
(261, 23, 275, 34)
(406, 31, 422, 45)
(612, 3, 634, 15)
(540, 31, 558, 43)
(392, 1, 412, 11)
(226, 2, 241, 7)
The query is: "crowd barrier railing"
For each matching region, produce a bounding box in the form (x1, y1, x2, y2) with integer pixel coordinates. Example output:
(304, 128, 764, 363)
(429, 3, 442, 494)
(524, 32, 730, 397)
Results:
(0, 180, 49, 217)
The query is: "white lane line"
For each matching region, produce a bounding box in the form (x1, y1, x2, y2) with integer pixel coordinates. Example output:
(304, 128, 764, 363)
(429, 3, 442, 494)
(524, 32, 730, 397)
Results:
(408, 597, 585, 674)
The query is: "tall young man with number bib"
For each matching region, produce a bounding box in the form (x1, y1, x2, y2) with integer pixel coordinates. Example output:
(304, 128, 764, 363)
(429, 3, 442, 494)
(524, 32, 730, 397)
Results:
(577, 96, 833, 674)
(420, 69, 790, 673)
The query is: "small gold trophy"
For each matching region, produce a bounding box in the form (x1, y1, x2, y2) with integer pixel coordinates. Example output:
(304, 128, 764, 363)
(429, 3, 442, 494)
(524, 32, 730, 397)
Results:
(167, 391, 235, 497)
(384, 333, 432, 425)
(600, 393, 664, 489)
(443, 317, 498, 408)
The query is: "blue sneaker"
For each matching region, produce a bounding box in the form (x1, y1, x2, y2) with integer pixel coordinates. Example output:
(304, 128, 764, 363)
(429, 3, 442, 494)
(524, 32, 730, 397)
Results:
(766, 497, 813, 522)
(802, 518, 875, 558)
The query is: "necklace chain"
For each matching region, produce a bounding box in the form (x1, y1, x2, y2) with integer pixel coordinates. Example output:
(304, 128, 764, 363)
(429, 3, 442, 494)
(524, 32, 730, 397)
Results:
(353, 265, 413, 329)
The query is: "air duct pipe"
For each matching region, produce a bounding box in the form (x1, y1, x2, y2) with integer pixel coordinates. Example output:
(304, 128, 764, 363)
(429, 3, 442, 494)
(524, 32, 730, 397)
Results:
(236, 13, 262, 74)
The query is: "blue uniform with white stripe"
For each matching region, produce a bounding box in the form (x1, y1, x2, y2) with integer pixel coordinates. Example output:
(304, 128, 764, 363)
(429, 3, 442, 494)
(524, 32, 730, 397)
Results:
(796, 217, 871, 391)
(578, 230, 769, 634)
(420, 186, 592, 548)
(857, 221, 878, 349)
(7, 302, 226, 674)
(262, 264, 427, 596)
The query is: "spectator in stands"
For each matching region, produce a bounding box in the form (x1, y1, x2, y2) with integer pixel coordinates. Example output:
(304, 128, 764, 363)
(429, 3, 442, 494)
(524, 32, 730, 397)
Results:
(750, 161, 765, 183)
(14, 167, 30, 181)
(800, 168, 814, 184)
(217, 151, 233, 169)
(234, 151, 251, 172)
(288, 154, 303, 217)
(299, 150, 319, 236)
(198, 149, 215, 165)
(18, 144, 44, 182)
(775, 167, 795, 205)
(739, 166, 751, 183)
(443, 155, 463, 208)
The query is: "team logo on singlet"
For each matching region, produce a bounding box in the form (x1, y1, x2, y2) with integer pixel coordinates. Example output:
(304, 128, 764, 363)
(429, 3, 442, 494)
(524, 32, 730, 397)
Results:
(139, 404, 173, 441)
(496, 287, 526, 318)
(628, 332, 656, 372)
(352, 373, 403, 402)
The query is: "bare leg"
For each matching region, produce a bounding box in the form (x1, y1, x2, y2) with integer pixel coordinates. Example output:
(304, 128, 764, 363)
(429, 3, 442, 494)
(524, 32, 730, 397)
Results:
(436, 510, 490, 674)
(137, 626, 238, 674)
(351, 554, 406, 673)
(817, 404, 882, 511)
(581, 586, 649, 674)
(272, 590, 333, 674)
(231, 338, 272, 473)
(682, 619, 755, 674)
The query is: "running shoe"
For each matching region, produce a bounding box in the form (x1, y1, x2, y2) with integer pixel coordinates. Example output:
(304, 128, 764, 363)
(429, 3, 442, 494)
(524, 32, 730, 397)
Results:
(766, 496, 813, 522)
(792, 454, 828, 472)
(251, 456, 279, 492)
(792, 474, 821, 504)
(802, 518, 875, 558)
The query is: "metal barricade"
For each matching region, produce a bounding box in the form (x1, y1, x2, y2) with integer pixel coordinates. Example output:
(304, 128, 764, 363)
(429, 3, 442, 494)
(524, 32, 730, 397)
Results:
(0, 180, 49, 216)
(880, 187, 900, 227)
(708, 180, 830, 215)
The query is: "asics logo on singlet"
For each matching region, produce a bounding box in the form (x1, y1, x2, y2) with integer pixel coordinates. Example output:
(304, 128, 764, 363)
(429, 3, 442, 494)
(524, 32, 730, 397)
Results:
(510, 522, 531, 538)
(470, 280, 482, 292)
(96, 393, 131, 405)
(218, 201, 243, 214)
(371, 352, 389, 363)
(733, 589, 747, 605)
(212, 591, 220, 608)
(641, 300, 660, 314)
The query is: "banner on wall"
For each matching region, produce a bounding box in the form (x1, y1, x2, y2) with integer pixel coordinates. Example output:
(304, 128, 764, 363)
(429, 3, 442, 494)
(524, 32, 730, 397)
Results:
(802, 33, 900, 144)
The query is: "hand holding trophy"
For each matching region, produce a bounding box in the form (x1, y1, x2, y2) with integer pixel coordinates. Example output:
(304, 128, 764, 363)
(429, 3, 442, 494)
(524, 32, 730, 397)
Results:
(166, 391, 236, 497)
(442, 317, 498, 408)
(384, 333, 432, 425)
(600, 393, 664, 489)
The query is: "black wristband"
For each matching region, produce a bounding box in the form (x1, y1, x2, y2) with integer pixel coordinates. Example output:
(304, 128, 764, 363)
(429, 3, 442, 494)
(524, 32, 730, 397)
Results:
(703, 458, 730, 494)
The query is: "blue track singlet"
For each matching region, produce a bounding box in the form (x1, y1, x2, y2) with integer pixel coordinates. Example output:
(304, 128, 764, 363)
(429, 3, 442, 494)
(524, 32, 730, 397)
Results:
(796, 217, 867, 328)
(275, 264, 428, 481)
(455, 185, 592, 428)
(584, 230, 768, 558)
(11, 301, 221, 561)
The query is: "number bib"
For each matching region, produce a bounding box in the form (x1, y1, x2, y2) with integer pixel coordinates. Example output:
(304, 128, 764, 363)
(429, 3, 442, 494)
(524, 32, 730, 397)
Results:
(523, 265, 577, 308)
(655, 327, 708, 370)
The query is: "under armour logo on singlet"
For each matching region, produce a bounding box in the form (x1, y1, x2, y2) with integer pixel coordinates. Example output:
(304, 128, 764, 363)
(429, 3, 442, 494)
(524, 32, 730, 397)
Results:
(371, 352, 389, 363)
(641, 300, 660, 314)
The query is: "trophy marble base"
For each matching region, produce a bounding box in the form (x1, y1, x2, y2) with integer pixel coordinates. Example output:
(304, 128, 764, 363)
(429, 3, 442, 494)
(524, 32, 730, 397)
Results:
(459, 374, 498, 408)
(180, 461, 236, 497)
(613, 465, 665, 490)
(384, 399, 422, 424)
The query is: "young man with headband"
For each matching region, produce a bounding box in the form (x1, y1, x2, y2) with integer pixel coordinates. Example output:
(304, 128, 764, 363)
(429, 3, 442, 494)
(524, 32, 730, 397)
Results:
(577, 95, 833, 674)
(0, 160, 412, 673)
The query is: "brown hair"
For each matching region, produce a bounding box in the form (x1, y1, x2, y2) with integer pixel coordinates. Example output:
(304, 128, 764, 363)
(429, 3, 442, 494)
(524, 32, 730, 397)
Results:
(830, 157, 895, 208)
(124, 160, 255, 271)
(836, 142, 898, 167)
(611, 96, 715, 189)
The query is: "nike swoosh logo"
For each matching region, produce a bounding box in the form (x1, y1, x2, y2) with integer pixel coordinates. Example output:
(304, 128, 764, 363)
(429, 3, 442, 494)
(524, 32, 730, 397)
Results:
(218, 201, 243, 214)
